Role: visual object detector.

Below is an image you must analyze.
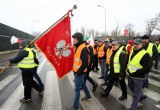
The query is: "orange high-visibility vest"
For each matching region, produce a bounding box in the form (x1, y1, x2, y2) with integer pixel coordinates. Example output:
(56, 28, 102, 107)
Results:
(106, 48, 113, 64)
(73, 44, 87, 72)
(92, 44, 97, 55)
(97, 44, 105, 58)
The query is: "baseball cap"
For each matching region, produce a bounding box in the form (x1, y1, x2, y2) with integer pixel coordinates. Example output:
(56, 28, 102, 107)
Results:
(133, 38, 143, 44)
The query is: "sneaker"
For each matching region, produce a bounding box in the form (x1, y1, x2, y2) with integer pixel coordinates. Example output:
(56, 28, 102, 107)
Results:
(139, 95, 147, 102)
(92, 84, 98, 92)
(39, 89, 44, 96)
(81, 96, 92, 101)
(119, 96, 127, 101)
(20, 98, 31, 103)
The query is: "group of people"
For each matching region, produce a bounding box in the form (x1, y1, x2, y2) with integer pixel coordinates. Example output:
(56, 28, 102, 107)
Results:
(9, 32, 160, 110)
(72, 32, 160, 110)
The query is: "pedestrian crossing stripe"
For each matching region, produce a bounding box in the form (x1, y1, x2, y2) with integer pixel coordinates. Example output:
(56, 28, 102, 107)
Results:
(67, 72, 106, 110)
(41, 71, 62, 110)
(0, 74, 19, 91)
(0, 83, 23, 110)
(90, 72, 143, 109)
(156, 104, 160, 109)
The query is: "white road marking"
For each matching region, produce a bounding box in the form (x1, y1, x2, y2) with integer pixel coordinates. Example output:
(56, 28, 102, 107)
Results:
(0, 74, 19, 91)
(91, 73, 143, 109)
(67, 72, 106, 110)
(41, 71, 62, 110)
(37, 58, 46, 73)
(0, 83, 23, 110)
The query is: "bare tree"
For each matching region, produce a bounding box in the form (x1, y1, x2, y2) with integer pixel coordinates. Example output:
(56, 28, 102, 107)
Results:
(111, 23, 122, 39)
(145, 12, 160, 36)
(80, 27, 86, 36)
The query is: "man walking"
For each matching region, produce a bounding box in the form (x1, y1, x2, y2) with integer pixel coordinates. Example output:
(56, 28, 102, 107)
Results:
(9, 40, 44, 103)
(100, 41, 127, 101)
(72, 32, 91, 110)
(127, 38, 151, 110)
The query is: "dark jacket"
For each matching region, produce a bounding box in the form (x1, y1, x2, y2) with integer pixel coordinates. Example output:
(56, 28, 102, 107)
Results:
(87, 45, 94, 71)
(74, 43, 88, 76)
(127, 47, 152, 78)
(10, 49, 29, 63)
(109, 48, 127, 78)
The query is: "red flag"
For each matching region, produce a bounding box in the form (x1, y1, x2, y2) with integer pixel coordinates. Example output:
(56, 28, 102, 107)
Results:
(124, 29, 129, 36)
(35, 13, 74, 79)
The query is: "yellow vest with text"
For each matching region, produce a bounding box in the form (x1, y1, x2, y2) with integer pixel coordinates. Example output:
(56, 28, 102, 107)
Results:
(113, 48, 122, 73)
(127, 49, 147, 74)
(73, 44, 87, 72)
(18, 48, 35, 69)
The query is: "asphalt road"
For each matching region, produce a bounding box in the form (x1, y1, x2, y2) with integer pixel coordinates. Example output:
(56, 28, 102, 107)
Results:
(0, 53, 160, 110)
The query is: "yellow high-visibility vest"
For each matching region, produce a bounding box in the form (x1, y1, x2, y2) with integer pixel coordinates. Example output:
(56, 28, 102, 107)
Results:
(31, 48, 38, 67)
(157, 44, 160, 53)
(127, 49, 147, 74)
(18, 48, 35, 69)
(146, 43, 154, 57)
(113, 49, 122, 73)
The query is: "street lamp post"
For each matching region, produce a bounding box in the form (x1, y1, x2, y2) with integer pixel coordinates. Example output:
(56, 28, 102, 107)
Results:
(32, 20, 39, 35)
(97, 5, 106, 37)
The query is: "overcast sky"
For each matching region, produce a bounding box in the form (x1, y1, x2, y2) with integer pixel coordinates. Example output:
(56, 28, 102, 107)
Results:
(0, 0, 160, 36)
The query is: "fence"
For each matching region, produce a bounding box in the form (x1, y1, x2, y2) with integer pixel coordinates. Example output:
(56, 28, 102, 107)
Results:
(0, 23, 35, 52)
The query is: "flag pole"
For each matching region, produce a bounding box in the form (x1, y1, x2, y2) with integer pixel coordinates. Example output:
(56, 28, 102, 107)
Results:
(28, 4, 77, 47)
(0, 62, 10, 75)
(0, 5, 77, 75)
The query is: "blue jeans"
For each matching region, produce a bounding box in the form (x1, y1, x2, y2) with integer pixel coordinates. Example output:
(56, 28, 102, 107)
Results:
(73, 74, 91, 110)
(143, 73, 149, 87)
(98, 59, 106, 77)
(33, 67, 44, 88)
(128, 77, 144, 110)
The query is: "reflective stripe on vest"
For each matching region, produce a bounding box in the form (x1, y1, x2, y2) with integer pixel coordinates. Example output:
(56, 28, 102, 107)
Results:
(18, 48, 35, 69)
(127, 49, 147, 74)
(146, 43, 153, 57)
(113, 48, 121, 73)
(97, 44, 105, 58)
(73, 44, 87, 72)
